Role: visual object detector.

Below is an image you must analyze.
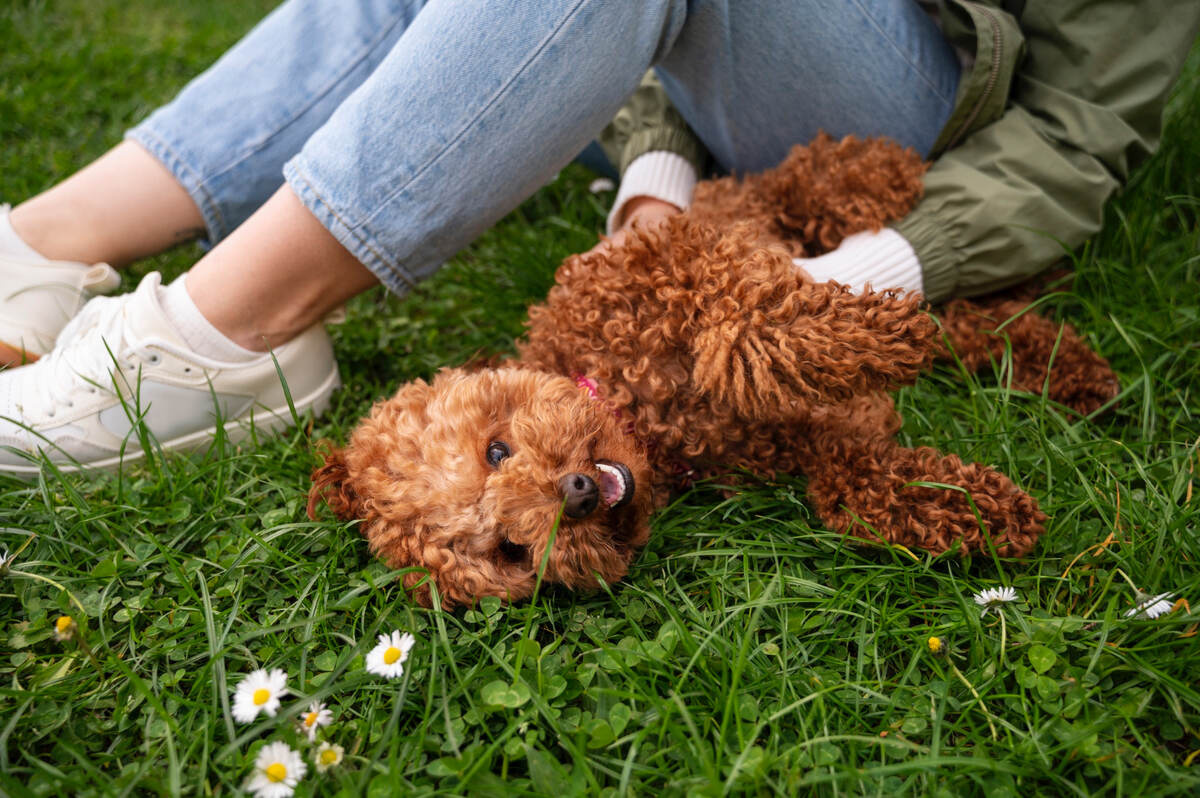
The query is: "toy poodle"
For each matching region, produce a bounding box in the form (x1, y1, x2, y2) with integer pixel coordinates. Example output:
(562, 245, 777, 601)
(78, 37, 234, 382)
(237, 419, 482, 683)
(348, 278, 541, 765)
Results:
(310, 134, 1115, 607)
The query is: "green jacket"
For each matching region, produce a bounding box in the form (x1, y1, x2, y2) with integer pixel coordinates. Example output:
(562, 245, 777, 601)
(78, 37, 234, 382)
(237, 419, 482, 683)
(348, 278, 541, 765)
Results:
(599, 2, 1200, 302)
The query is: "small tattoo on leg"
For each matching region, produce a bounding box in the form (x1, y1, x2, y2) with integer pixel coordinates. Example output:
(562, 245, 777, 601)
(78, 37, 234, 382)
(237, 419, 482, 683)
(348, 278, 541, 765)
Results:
(173, 226, 206, 243)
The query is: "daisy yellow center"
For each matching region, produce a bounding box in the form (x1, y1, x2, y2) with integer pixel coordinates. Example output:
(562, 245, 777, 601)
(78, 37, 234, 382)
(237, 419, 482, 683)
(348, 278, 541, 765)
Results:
(320, 749, 339, 765)
(253, 688, 271, 706)
(56, 616, 73, 633)
(304, 712, 318, 727)
(265, 763, 288, 782)
(383, 646, 404, 665)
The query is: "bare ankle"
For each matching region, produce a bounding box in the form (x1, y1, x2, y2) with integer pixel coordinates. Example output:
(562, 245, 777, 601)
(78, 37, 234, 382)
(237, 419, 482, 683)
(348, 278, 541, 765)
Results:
(9, 200, 104, 263)
(10, 141, 205, 265)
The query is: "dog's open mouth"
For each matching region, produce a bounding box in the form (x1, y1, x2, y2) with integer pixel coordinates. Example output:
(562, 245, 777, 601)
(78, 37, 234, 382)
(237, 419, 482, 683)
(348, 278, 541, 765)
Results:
(596, 460, 634, 509)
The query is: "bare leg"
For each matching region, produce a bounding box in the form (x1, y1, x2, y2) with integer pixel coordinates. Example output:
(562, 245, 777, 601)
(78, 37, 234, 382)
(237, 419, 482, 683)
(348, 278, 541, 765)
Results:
(10, 141, 206, 266)
(184, 184, 379, 351)
(11, 140, 378, 352)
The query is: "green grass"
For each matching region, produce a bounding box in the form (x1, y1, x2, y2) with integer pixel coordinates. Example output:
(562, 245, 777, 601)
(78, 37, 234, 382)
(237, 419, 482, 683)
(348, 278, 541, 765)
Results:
(2, 3, 1198, 795)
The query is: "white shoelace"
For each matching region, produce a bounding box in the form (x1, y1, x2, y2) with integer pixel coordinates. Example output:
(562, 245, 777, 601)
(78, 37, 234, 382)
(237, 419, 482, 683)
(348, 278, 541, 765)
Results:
(29, 293, 149, 419)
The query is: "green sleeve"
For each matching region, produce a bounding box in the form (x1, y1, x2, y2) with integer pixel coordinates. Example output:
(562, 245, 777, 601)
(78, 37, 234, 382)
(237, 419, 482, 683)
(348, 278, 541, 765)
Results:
(896, 1, 1200, 302)
(598, 71, 708, 177)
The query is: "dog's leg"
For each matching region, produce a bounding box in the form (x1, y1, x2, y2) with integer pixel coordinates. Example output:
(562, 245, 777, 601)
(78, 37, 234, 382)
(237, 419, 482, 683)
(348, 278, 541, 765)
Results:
(938, 298, 1120, 416)
(689, 280, 939, 420)
(792, 398, 1045, 557)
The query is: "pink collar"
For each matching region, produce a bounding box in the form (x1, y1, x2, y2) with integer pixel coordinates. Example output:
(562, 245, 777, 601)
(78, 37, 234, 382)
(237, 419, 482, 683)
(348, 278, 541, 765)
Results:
(574, 373, 603, 400)
(573, 373, 696, 487)
(573, 373, 634, 435)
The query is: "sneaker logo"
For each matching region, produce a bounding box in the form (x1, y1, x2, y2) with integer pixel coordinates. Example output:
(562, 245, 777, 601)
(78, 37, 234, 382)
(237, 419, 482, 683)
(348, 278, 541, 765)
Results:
(98, 382, 255, 443)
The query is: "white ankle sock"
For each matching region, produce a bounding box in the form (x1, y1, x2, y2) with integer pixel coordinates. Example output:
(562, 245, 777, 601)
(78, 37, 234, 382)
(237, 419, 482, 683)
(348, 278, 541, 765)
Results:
(160, 276, 259, 362)
(0, 207, 50, 261)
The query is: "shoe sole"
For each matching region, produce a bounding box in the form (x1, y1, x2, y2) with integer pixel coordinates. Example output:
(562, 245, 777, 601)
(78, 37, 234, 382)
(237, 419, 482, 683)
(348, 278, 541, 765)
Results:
(0, 363, 341, 476)
(0, 340, 40, 368)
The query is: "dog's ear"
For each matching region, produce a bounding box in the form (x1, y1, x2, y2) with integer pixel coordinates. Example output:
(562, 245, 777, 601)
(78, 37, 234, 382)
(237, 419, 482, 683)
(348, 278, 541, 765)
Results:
(379, 535, 519, 610)
(307, 446, 360, 520)
(400, 567, 476, 610)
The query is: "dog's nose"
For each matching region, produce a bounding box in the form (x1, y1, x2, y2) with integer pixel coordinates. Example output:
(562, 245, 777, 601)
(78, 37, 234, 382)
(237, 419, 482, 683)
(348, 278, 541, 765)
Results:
(558, 473, 599, 518)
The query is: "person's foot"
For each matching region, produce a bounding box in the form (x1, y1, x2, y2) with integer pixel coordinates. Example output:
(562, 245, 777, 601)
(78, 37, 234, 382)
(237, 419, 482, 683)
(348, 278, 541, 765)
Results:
(0, 250, 121, 367)
(0, 272, 341, 475)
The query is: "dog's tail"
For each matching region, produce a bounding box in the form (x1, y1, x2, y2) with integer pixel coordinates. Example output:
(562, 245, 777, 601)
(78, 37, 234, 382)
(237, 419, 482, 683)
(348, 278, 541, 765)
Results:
(307, 444, 358, 521)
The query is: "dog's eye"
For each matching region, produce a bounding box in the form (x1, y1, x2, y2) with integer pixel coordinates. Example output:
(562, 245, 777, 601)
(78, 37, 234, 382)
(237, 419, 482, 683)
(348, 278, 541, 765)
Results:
(486, 441, 511, 467)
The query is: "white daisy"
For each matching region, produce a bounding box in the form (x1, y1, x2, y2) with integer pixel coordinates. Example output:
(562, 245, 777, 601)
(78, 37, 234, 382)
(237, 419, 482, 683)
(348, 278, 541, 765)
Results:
(245, 741, 306, 798)
(313, 741, 345, 773)
(52, 614, 77, 643)
(1124, 592, 1175, 620)
(232, 668, 289, 723)
(972, 586, 1019, 616)
(297, 700, 333, 741)
(0, 547, 10, 574)
(365, 630, 416, 679)
(54, 615, 77, 641)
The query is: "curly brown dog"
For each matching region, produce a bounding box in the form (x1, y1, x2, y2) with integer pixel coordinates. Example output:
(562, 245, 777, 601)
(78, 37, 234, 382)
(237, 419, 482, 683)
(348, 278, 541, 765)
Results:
(310, 134, 1113, 608)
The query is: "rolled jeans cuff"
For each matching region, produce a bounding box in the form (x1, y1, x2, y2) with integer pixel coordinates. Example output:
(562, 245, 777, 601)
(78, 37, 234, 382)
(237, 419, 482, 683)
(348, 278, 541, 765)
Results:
(125, 128, 228, 248)
(283, 159, 416, 295)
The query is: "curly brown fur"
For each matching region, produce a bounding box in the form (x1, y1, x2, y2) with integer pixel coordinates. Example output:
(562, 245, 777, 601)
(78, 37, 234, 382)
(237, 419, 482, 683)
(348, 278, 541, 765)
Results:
(312, 368, 652, 607)
(688, 132, 928, 256)
(938, 295, 1119, 416)
(795, 396, 1041, 556)
(311, 134, 1054, 608)
(519, 216, 938, 481)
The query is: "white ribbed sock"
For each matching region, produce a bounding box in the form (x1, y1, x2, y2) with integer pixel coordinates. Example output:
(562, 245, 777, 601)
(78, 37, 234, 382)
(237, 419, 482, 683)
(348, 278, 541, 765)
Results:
(0, 206, 50, 261)
(159, 275, 259, 362)
(606, 151, 698, 235)
(795, 229, 924, 296)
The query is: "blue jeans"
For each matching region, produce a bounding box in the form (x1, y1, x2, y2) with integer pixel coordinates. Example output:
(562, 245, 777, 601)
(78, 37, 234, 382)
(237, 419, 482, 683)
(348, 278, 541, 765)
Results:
(127, 0, 960, 296)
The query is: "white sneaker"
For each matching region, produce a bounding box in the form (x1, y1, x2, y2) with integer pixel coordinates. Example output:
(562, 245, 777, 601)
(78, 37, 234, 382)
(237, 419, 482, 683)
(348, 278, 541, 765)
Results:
(0, 272, 341, 475)
(0, 217, 122, 365)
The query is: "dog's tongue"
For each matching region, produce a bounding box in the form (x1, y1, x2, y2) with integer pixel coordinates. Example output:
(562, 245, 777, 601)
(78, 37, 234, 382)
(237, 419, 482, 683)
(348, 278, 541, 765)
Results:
(596, 461, 633, 507)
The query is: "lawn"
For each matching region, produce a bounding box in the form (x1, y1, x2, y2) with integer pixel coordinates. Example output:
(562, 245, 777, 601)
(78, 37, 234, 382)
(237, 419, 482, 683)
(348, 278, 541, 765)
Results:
(1, 3, 1198, 796)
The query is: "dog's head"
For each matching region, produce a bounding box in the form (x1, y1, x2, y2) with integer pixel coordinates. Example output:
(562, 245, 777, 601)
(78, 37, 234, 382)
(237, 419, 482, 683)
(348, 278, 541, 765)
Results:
(309, 367, 653, 607)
